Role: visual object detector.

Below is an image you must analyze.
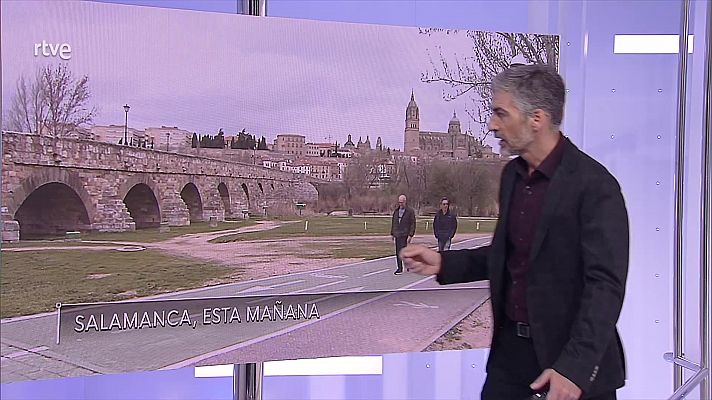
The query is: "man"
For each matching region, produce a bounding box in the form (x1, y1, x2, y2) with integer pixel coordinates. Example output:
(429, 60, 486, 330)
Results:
(391, 194, 416, 275)
(433, 197, 457, 251)
(401, 64, 628, 400)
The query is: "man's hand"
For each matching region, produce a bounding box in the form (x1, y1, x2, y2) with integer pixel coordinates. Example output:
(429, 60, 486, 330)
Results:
(399, 245, 441, 275)
(530, 369, 582, 400)
(407, 236, 412, 244)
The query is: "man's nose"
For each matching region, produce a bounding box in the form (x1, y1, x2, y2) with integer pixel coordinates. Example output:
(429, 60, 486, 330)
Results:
(487, 119, 498, 133)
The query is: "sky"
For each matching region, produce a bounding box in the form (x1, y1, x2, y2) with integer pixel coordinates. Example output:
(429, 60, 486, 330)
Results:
(1, 0, 500, 150)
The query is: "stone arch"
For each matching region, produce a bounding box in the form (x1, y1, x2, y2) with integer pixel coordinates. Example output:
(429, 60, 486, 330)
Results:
(8, 169, 96, 224)
(258, 182, 264, 194)
(240, 183, 250, 208)
(180, 182, 203, 222)
(123, 184, 161, 229)
(117, 175, 163, 212)
(217, 182, 231, 216)
(14, 182, 92, 239)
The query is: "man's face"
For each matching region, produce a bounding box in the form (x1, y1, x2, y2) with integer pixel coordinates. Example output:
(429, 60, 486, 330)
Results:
(440, 200, 449, 213)
(488, 90, 535, 157)
(398, 196, 406, 208)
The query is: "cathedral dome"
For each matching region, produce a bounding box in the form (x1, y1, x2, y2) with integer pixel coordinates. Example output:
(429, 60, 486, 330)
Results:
(449, 110, 460, 125)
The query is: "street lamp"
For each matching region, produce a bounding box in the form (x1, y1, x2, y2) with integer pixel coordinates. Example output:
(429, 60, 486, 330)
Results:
(123, 104, 130, 146)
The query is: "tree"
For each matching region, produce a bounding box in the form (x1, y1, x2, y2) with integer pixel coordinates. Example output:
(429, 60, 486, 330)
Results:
(5, 64, 96, 137)
(257, 136, 268, 150)
(420, 29, 559, 140)
(215, 128, 225, 148)
(191, 132, 198, 148)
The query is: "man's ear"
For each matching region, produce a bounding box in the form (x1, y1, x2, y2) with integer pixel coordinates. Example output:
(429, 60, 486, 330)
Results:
(529, 109, 548, 131)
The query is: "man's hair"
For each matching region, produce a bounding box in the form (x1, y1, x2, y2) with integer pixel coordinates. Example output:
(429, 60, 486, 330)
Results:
(441, 197, 449, 203)
(492, 63, 565, 127)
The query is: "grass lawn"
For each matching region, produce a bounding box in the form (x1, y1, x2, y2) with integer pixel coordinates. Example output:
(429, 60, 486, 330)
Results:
(0, 250, 236, 318)
(80, 220, 257, 243)
(211, 216, 496, 243)
(2, 241, 115, 249)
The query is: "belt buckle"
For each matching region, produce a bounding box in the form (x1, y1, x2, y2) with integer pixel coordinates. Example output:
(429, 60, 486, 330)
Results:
(516, 322, 531, 338)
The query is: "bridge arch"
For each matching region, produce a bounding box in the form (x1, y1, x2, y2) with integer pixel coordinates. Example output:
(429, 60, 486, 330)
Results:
(180, 182, 203, 222)
(8, 170, 96, 239)
(240, 183, 250, 209)
(123, 184, 161, 229)
(217, 182, 231, 216)
(14, 182, 92, 239)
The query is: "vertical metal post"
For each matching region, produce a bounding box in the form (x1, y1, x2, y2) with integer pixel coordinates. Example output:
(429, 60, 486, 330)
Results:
(673, 0, 691, 390)
(700, 1, 712, 397)
(233, 363, 263, 400)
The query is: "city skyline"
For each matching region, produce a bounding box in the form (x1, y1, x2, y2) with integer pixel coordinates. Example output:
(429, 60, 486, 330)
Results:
(1, 0, 497, 152)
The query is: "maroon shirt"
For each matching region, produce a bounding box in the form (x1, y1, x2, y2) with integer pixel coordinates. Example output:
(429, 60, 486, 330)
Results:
(505, 135, 566, 323)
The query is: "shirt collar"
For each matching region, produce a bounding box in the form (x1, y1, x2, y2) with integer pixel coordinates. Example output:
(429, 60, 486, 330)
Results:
(514, 134, 566, 179)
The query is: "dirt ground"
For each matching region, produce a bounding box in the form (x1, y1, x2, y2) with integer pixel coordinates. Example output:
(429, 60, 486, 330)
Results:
(425, 299, 493, 351)
(3, 221, 495, 348)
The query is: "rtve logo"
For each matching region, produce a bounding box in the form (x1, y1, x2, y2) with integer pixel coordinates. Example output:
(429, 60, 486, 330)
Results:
(34, 40, 72, 60)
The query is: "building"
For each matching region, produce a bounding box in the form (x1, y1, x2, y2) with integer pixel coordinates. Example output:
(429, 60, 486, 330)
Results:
(306, 142, 337, 157)
(145, 126, 193, 153)
(92, 125, 148, 146)
(403, 91, 497, 159)
(274, 134, 306, 156)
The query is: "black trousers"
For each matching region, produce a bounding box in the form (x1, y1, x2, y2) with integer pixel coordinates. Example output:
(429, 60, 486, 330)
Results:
(394, 236, 408, 272)
(482, 320, 616, 400)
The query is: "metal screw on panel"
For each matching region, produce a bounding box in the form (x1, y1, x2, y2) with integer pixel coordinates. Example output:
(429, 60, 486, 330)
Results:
(425, 364, 431, 368)
(656, 227, 661, 231)
(657, 135, 662, 139)
(566, 42, 571, 46)
(656, 181, 661, 186)
(611, 134, 615, 139)
(611, 88, 616, 93)
(655, 320, 660, 323)
(471, 364, 476, 368)
(658, 89, 663, 93)
(655, 274, 660, 278)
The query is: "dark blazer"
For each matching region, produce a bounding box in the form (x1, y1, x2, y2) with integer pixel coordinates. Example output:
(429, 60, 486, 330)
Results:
(391, 207, 416, 238)
(438, 138, 629, 396)
(433, 210, 458, 240)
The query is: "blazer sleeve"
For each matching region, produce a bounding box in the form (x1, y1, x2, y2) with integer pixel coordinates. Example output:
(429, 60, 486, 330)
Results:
(390, 212, 396, 237)
(551, 175, 629, 393)
(451, 214, 458, 239)
(408, 209, 416, 237)
(436, 245, 490, 284)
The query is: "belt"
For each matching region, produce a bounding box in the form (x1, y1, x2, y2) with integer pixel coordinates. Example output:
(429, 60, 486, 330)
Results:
(503, 318, 531, 338)
(515, 322, 531, 338)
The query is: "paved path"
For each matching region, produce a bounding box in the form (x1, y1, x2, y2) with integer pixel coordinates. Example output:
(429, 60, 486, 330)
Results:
(0, 236, 491, 383)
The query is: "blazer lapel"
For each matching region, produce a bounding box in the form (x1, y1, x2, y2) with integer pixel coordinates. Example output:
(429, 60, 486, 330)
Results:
(529, 139, 579, 261)
(491, 164, 516, 277)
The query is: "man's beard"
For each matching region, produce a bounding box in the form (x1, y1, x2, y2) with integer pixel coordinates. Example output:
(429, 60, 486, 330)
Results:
(499, 141, 517, 158)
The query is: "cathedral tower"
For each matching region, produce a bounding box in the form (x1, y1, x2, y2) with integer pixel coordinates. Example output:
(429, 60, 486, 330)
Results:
(404, 90, 420, 155)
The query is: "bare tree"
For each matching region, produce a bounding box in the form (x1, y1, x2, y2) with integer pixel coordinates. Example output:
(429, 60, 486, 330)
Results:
(420, 29, 559, 140)
(4, 64, 95, 136)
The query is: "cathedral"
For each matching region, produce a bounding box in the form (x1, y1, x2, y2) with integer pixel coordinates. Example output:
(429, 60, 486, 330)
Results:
(403, 91, 496, 159)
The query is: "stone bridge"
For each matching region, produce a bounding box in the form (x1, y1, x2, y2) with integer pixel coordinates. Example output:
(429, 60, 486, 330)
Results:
(1, 131, 318, 242)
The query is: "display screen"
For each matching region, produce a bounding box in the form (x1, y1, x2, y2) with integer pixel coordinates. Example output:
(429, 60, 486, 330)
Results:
(1, 0, 558, 383)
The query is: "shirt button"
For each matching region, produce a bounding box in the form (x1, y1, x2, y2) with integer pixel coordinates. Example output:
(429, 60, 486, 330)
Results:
(520, 211, 525, 215)
(514, 305, 520, 309)
(513, 281, 518, 285)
